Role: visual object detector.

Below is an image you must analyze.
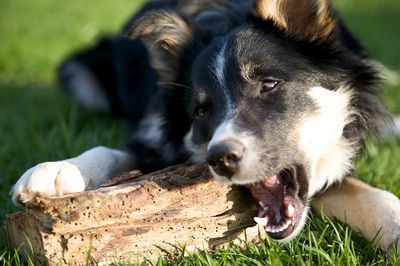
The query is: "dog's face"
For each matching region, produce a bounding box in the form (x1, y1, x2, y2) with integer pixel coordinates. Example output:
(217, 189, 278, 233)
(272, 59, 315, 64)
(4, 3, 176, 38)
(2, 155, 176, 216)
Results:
(132, 0, 383, 241)
(182, 0, 362, 240)
(184, 25, 357, 239)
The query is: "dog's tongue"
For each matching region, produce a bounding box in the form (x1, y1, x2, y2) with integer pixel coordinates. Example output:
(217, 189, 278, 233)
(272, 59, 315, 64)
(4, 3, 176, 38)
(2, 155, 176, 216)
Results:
(248, 175, 285, 225)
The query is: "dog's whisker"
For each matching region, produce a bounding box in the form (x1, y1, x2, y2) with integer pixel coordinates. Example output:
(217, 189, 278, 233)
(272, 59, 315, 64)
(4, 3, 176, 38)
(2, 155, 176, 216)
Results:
(158, 82, 193, 90)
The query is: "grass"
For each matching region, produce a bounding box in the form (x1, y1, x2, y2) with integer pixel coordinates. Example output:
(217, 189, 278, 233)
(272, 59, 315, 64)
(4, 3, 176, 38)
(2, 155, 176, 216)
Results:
(0, 0, 399, 265)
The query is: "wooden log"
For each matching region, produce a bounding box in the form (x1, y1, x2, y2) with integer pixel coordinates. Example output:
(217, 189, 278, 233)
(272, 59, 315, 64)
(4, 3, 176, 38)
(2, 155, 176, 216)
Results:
(6, 164, 265, 265)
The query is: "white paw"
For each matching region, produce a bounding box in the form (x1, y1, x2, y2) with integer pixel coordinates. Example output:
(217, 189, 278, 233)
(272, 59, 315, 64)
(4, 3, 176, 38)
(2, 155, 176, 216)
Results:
(372, 189, 400, 254)
(11, 161, 86, 206)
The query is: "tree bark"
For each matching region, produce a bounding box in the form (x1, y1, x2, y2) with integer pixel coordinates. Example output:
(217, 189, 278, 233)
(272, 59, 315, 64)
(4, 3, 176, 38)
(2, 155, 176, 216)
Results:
(6, 164, 264, 265)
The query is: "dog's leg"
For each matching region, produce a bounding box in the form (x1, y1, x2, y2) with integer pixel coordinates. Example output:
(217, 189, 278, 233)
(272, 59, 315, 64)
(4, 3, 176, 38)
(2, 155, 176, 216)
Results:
(312, 177, 400, 254)
(11, 146, 134, 207)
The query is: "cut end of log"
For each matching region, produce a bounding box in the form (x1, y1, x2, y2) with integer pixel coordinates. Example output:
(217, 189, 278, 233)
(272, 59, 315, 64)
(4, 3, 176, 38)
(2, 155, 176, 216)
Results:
(6, 164, 265, 265)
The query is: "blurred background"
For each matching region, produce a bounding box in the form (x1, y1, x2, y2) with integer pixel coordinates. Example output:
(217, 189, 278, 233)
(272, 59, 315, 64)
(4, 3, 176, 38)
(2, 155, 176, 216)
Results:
(0, 0, 399, 263)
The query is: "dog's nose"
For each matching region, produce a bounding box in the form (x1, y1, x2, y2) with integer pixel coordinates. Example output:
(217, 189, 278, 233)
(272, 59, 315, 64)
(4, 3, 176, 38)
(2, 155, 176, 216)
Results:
(207, 139, 244, 178)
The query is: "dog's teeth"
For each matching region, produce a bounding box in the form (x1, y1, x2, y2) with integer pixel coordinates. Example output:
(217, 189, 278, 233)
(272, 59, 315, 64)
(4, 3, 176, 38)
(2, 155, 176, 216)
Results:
(282, 219, 291, 230)
(285, 219, 291, 227)
(266, 225, 278, 233)
(254, 217, 268, 227)
(286, 203, 295, 218)
(265, 219, 292, 234)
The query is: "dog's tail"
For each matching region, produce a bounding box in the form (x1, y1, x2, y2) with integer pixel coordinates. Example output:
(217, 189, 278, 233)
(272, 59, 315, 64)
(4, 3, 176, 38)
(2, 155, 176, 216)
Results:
(58, 37, 158, 126)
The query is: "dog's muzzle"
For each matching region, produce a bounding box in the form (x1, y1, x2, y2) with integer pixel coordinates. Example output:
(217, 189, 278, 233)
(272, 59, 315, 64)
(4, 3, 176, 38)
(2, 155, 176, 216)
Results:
(207, 138, 307, 240)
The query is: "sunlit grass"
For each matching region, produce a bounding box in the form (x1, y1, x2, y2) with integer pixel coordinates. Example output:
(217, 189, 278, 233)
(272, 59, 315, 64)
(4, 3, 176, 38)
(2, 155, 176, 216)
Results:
(0, 0, 399, 265)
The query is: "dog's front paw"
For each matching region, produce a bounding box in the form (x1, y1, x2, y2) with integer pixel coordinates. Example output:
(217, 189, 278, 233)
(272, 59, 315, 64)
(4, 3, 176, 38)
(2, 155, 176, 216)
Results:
(11, 161, 86, 206)
(372, 189, 400, 256)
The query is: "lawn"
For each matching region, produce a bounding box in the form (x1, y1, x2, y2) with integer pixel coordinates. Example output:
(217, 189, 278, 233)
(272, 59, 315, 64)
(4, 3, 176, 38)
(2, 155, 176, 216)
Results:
(0, 0, 399, 265)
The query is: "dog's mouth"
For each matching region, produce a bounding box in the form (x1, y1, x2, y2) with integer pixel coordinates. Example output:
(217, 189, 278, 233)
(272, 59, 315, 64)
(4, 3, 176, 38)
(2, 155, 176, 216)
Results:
(246, 167, 306, 240)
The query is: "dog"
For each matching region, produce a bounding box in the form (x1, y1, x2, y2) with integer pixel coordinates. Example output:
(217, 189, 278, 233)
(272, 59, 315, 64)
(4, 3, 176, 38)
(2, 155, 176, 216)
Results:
(11, 0, 400, 254)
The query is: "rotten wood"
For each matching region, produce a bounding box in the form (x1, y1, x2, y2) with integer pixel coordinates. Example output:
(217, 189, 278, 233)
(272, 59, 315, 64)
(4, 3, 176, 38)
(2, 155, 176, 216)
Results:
(6, 164, 265, 265)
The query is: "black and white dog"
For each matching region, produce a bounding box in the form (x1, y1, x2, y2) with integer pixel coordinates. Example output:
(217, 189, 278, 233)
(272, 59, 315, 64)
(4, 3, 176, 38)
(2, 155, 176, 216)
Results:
(11, 0, 400, 253)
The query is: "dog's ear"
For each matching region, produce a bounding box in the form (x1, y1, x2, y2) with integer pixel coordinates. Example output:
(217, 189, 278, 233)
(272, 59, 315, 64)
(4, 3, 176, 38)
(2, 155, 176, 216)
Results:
(126, 11, 192, 84)
(252, 0, 336, 43)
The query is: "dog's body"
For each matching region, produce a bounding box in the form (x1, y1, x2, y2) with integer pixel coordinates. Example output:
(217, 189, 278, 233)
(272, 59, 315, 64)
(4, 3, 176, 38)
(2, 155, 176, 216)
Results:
(11, 0, 400, 254)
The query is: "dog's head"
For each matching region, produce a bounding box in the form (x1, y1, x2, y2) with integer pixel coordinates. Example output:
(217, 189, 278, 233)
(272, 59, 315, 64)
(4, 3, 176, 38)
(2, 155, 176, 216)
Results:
(131, 0, 387, 240)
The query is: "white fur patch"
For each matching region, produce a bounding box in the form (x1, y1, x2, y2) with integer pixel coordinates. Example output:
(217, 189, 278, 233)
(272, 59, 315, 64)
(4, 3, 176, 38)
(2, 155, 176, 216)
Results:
(183, 127, 207, 163)
(207, 121, 236, 151)
(66, 146, 133, 187)
(213, 43, 233, 117)
(298, 87, 356, 196)
(11, 146, 133, 206)
(61, 61, 110, 111)
(134, 114, 164, 148)
(214, 43, 227, 89)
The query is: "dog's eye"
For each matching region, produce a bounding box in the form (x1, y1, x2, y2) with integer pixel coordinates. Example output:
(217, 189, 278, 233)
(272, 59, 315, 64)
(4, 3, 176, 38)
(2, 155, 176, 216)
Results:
(260, 79, 281, 93)
(194, 107, 209, 119)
